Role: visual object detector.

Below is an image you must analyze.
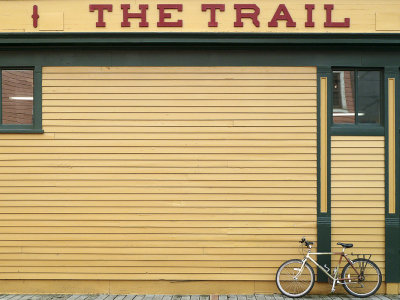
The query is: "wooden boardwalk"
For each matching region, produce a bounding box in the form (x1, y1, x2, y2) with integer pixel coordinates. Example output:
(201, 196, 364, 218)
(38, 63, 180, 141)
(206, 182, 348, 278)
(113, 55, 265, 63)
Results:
(0, 295, 399, 300)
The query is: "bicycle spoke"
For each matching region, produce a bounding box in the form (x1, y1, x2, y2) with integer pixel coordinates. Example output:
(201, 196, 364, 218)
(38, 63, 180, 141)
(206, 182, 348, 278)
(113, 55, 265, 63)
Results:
(341, 258, 382, 297)
(276, 259, 314, 297)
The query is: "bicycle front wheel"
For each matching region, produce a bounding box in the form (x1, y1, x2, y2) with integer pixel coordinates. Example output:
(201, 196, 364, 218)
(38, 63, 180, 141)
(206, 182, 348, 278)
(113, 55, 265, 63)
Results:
(341, 258, 382, 298)
(276, 259, 315, 298)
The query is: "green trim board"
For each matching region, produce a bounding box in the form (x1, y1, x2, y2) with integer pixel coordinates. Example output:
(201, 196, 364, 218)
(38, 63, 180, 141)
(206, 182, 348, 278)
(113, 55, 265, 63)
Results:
(33, 67, 43, 132)
(2, 32, 400, 47)
(317, 67, 332, 283)
(0, 129, 43, 133)
(330, 126, 384, 136)
(385, 67, 400, 282)
(0, 70, 2, 125)
(2, 45, 400, 67)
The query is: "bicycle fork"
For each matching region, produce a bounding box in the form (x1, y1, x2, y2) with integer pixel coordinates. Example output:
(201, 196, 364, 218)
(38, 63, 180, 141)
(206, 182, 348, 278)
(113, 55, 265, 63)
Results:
(293, 259, 307, 280)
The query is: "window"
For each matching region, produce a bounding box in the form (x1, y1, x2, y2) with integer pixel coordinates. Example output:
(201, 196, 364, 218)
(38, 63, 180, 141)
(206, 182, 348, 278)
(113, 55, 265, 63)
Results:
(332, 68, 383, 126)
(0, 67, 42, 133)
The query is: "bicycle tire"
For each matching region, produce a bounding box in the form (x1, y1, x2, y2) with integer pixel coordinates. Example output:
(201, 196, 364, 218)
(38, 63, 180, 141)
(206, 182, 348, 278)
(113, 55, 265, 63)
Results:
(341, 258, 382, 298)
(276, 259, 315, 298)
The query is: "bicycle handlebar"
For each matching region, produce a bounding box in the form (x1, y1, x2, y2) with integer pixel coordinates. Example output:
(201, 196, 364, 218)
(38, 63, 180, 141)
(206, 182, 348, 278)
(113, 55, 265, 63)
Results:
(299, 237, 314, 248)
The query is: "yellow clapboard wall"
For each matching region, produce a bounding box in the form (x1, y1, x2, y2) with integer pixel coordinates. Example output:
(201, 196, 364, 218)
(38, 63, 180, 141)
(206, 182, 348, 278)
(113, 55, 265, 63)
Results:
(331, 136, 385, 279)
(0, 66, 317, 281)
(0, 0, 399, 33)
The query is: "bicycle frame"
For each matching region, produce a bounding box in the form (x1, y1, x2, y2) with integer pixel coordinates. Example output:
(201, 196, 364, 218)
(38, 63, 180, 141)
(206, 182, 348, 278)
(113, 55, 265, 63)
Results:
(296, 249, 362, 293)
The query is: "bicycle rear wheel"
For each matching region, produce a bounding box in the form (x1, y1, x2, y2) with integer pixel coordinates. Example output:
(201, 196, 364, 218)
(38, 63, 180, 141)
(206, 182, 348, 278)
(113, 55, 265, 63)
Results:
(276, 259, 315, 298)
(341, 258, 382, 297)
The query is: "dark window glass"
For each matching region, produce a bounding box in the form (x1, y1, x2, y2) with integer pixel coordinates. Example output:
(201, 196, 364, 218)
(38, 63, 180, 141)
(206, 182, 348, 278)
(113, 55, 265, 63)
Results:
(2, 70, 33, 125)
(333, 71, 355, 124)
(332, 72, 341, 108)
(332, 69, 382, 126)
(358, 71, 381, 124)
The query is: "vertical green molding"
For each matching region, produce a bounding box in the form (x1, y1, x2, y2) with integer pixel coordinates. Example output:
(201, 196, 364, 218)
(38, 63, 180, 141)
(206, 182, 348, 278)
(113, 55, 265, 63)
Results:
(385, 66, 400, 282)
(33, 66, 43, 131)
(317, 67, 332, 282)
(0, 70, 2, 125)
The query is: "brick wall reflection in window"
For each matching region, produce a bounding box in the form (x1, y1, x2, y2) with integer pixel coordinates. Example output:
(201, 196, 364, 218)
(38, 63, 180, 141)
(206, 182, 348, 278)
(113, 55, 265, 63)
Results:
(2, 70, 33, 124)
(333, 70, 355, 124)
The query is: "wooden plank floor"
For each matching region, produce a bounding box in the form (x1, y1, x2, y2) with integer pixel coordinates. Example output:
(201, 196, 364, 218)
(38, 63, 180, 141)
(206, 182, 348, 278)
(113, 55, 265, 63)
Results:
(0, 295, 398, 300)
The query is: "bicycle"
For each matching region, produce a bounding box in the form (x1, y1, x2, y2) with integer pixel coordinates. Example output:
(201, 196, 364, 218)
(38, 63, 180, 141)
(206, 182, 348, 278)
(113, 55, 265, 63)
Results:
(275, 237, 382, 298)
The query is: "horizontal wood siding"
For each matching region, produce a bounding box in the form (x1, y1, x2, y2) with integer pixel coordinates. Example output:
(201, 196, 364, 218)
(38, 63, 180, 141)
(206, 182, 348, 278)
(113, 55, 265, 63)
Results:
(331, 136, 385, 278)
(0, 66, 317, 280)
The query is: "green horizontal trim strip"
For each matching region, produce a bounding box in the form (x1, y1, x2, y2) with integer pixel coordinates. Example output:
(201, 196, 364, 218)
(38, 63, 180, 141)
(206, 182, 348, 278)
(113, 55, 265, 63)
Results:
(0, 122, 43, 133)
(2, 32, 400, 46)
(0, 124, 33, 129)
(0, 129, 44, 133)
(330, 126, 384, 136)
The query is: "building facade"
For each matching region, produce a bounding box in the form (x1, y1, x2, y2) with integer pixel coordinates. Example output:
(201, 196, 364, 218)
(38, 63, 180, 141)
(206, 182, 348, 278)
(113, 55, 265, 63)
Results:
(0, 0, 399, 295)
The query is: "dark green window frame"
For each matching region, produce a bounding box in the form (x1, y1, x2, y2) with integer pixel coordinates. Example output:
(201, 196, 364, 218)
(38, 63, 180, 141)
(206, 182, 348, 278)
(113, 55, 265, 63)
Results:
(0, 66, 43, 133)
(330, 67, 384, 136)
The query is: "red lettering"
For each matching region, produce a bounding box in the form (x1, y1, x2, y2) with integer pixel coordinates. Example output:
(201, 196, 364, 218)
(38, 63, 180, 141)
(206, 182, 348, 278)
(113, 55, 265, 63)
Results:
(202, 4, 225, 27)
(324, 4, 350, 27)
(89, 4, 113, 27)
(268, 4, 296, 27)
(234, 4, 260, 27)
(305, 4, 315, 27)
(32, 5, 39, 28)
(157, 4, 183, 27)
(121, 4, 149, 27)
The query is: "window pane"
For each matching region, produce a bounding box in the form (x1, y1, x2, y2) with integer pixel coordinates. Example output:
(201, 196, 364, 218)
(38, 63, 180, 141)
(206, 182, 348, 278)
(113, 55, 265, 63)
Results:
(2, 70, 33, 124)
(333, 70, 355, 124)
(357, 70, 381, 124)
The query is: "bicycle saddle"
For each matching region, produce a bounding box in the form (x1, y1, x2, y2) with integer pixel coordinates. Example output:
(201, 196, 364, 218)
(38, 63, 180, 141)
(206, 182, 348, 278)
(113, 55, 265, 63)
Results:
(337, 242, 353, 248)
